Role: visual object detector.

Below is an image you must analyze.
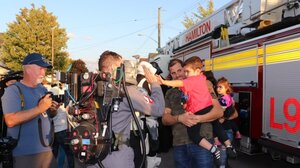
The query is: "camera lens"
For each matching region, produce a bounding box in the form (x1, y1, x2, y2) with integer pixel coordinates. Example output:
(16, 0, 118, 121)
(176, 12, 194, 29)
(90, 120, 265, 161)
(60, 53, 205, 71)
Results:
(52, 95, 62, 103)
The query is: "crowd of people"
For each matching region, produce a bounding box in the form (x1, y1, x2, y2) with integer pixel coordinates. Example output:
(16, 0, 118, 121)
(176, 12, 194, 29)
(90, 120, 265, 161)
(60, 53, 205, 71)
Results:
(0, 51, 241, 168)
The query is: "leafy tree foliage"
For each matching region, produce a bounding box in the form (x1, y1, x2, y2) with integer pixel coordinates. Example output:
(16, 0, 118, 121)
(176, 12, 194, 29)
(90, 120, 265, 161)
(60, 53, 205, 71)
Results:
(69, 59, 88, 74)
(0, 4, 69, 71)
(56, 52, 73, 72)
(0, 33, 3, 46)
(182, 0, 215, 29)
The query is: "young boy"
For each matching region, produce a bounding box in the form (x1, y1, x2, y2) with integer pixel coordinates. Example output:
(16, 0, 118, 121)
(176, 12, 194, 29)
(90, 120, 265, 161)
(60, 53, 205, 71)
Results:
(157, 56, 222, 164)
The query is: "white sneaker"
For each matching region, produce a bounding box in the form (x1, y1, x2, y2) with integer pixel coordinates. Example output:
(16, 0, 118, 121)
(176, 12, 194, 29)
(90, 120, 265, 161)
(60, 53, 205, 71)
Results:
(146, 156, 161, 168)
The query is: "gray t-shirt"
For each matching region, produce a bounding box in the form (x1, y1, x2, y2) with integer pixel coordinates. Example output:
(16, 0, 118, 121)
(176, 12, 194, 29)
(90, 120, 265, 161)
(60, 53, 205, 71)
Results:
(165, 88, 213, 146)
(2, 82, 52, 156)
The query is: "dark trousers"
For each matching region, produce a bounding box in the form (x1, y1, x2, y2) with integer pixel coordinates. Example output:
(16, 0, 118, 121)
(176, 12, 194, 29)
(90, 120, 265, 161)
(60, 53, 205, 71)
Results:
(212, 120, 229, 143)
(130, 129, 146, 168)
(223, 120, 240, 134)
(157, 117, 173, 153)
(187, 105, 213, 144)
(52, 130, 74, 168)
(0, 112, 7, 137)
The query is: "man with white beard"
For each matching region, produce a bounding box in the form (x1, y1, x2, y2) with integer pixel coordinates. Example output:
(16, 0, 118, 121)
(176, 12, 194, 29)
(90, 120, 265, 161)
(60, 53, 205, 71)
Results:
(2, 53, 59, 168)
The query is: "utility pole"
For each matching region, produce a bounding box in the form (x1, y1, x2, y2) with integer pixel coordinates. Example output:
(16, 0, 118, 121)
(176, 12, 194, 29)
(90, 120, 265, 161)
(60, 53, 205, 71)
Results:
(51, 28, 54, 83)
(158, 7, 161, 50)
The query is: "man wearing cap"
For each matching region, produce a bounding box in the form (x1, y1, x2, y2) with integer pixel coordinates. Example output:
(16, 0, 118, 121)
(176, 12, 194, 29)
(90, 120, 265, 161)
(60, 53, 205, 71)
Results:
(2, 53, 59, 168)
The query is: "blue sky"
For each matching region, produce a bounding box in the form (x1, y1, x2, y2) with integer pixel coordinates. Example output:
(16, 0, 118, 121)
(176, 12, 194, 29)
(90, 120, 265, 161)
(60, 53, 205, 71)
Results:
(0, 0, 231, 70)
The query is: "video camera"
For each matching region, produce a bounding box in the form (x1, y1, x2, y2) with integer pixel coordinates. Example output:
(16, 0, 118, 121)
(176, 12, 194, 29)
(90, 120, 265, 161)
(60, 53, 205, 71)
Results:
(40, 92, 64, 104)
(56, 70, 122, 164)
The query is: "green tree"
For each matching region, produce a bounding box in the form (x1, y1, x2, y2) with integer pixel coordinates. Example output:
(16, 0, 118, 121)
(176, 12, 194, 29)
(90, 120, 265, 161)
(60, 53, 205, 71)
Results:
(182, 0, 215, 29)
(0, 4, 69, 71)
(69, 59, 88, 74)
(0, 33, 4, 46)
(56, 52, 72, 71)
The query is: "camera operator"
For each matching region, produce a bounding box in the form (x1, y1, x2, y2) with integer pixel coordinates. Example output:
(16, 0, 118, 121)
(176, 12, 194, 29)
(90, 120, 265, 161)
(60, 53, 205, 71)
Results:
(92, 50, 165, 168)
(1, 53, 59, 168)
(1, 71, 23, 137)
(0, 71, 22, 168)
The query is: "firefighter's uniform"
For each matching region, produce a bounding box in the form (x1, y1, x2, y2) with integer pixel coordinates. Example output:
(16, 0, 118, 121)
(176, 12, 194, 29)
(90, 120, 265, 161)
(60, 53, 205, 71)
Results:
(90, 83, 164, 168)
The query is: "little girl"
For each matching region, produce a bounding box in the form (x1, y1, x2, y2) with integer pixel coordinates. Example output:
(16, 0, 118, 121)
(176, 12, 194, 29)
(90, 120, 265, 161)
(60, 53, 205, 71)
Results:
(216, 77, 241, 142)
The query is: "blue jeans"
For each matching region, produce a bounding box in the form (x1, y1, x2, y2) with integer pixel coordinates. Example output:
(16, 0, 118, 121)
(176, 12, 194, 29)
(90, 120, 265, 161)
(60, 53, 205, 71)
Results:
(220, 129, 234, 167)
(52, 130, 74, 168)
(173, 143, 213, 168)
(57, 146, 66, 168)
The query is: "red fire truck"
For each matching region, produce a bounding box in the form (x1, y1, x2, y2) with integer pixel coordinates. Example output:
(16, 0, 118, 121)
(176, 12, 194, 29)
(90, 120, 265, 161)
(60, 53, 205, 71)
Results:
(151, 0, 300, 164)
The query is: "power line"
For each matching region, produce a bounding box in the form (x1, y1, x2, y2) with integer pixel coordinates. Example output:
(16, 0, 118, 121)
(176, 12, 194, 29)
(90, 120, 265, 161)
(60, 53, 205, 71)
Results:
(69, 0, 209, 53)
(68, 17, 156, 31)
(134, 27, 157, 54)
(68, 24, 156, 52)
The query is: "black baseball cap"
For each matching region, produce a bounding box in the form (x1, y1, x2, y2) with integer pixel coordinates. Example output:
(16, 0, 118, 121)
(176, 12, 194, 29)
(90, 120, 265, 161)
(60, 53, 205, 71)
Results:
(0, 70, 23, 87)
(22, 53, 52, 69)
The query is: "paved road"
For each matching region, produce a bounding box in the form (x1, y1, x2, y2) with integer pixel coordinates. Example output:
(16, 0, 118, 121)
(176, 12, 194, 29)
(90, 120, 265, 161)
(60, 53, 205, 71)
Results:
(51, 147, 300, 168)
(229, 151, 299, 168)
(158, 149, 300, 168)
